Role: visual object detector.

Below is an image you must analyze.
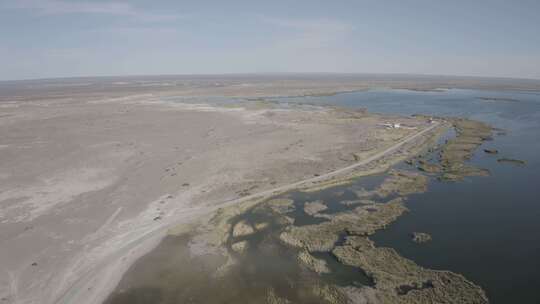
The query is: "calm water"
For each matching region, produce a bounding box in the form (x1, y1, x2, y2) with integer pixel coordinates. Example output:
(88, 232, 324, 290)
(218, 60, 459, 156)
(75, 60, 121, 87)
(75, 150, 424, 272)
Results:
(282, 88, 540, 304)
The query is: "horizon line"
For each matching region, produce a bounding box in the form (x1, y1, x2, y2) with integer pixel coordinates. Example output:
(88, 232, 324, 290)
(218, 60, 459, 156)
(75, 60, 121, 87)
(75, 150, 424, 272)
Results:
(2, 71, 540, 83)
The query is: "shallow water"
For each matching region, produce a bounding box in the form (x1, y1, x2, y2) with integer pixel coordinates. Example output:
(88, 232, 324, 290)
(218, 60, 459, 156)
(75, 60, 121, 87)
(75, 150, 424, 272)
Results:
(281, 88, 540, 303)
(105, 175, 390, 304)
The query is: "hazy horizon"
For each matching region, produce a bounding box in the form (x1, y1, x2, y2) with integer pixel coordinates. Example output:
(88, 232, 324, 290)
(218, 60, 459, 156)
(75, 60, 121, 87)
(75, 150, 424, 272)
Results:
(4, 72, 540, 84)
(0, 71, 539, 82)
(1, 0, 540, 81)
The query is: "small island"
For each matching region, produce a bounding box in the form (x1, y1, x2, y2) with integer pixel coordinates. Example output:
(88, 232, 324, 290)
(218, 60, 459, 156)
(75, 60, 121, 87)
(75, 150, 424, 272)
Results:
(411, 232, 433, 244)
(498, 158, 526, 166)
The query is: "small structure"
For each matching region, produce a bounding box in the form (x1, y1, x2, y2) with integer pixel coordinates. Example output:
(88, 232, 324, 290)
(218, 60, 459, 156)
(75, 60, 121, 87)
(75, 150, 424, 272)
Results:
(381, 123, 402, 129)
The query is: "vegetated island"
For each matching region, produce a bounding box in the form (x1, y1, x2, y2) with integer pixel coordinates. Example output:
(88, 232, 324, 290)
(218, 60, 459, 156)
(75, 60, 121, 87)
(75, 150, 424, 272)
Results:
(411, 232, 433, 244)
(497, 158, 527, 166)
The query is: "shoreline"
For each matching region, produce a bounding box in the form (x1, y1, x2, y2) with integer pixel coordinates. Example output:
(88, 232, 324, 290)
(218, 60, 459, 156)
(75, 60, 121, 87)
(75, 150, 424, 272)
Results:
(88, 121, 446, 304)
(103, 116, 493, 304)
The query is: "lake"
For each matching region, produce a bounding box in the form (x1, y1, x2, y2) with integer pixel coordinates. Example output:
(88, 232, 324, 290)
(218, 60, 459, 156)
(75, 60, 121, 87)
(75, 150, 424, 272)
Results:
(281, 88, 540, 303)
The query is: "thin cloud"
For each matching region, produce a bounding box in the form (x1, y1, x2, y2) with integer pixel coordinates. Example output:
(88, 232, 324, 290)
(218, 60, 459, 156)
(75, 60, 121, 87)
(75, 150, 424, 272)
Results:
(2, 0, 181, 22)
(260, 16, 354, 50)
(262, 17, 354, 34)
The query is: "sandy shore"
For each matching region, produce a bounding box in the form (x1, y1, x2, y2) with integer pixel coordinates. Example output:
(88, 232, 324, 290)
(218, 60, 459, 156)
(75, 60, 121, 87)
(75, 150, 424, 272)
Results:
(0, 77, 445, 304)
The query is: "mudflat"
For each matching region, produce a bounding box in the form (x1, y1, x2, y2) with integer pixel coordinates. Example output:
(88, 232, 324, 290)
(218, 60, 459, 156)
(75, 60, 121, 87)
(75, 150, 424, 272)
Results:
(0, 77, 440, 304)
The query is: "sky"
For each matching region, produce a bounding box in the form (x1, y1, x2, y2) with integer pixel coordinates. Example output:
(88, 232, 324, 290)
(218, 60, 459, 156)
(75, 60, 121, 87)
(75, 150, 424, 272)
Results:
(1, 0, 540, 81)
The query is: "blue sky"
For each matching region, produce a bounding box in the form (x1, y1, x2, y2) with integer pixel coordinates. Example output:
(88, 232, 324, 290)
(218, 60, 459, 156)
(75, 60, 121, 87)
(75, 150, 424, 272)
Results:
(1, 0, 539, 80)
